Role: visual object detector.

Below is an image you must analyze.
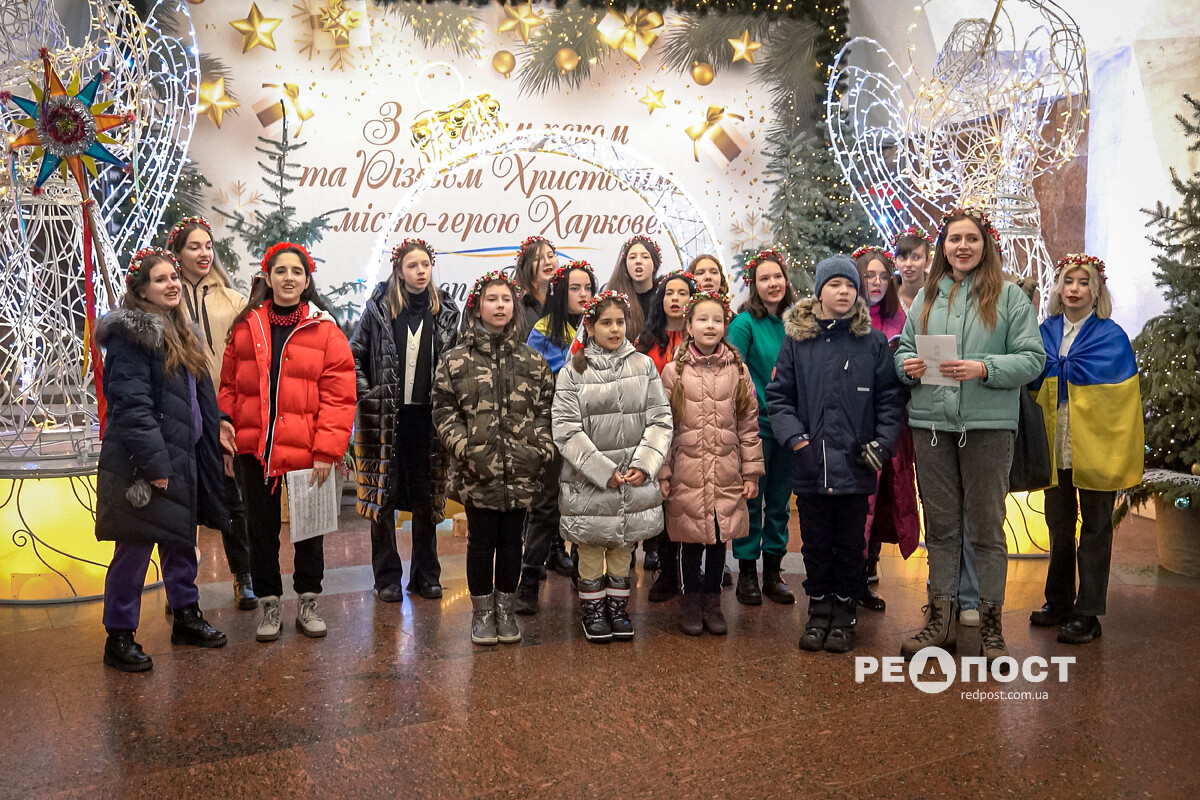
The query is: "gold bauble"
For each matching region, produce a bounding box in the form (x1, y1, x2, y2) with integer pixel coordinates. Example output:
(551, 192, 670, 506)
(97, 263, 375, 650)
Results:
(1192, 462, 1200, 477)
(691, 61, 715, 86)
(492, 50, 516, 78)
(555, 47, 580, 73)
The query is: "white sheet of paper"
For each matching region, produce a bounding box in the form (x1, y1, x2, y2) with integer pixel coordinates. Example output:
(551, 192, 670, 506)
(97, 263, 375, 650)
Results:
(914, 334, 960, 387)
(286, 469, 339, 543)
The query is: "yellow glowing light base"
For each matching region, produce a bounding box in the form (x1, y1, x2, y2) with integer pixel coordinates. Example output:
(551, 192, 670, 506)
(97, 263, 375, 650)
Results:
(914, 491, 1054, 557)
(0, 475, 161, 603)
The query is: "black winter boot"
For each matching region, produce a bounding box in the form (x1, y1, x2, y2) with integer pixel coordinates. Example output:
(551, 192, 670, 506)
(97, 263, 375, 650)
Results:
(103, 629, 153, 672)
(606, 575, 634, 640)
(171, 603, 228, 648)
(578, 578, 611, 643)
(515, 567, 541, 615)
(860, 562, 886, 612)
(761, 552, 795, 604)
(233, 573, 258, 610)
(735, 559, 762, 606)
(649, 566, 679, 602)
(799, 596, 833, 651)
(824, 596, 858, 653)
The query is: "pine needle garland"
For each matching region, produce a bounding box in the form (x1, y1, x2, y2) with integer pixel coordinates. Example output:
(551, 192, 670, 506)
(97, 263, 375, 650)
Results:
(517, 7, 606, 95)
(387, 0, 484, 57)
(656, 14, 772, 77)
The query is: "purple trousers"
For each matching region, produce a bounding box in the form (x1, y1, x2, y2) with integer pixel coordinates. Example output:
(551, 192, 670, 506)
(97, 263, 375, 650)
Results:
(102, 541, 200, 630)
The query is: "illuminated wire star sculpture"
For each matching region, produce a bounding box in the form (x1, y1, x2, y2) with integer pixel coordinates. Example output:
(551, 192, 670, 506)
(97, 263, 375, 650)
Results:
(826, 0, 1088, 309)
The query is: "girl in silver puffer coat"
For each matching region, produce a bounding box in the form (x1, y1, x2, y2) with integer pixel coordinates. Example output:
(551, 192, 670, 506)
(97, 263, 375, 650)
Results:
(552, 291, 673, 644)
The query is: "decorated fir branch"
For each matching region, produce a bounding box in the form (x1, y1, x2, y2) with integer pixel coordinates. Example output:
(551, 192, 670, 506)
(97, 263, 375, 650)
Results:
(656, 13, 771, 77)
(1115, 94, 1200, 521)
(373, 1, 830, 20)
(758, 18, 825, 136)
(517, 7, 606, 95)
(387, 0, 484, 57)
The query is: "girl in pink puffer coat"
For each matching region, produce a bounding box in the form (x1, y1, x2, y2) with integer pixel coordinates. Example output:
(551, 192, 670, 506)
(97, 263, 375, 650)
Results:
(659, 292, 765, 636)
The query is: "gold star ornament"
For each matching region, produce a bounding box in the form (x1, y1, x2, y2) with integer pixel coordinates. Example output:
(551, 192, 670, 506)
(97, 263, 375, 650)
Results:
(638, 86, 665, 115)
(727, 29, 762, 65)
(496, 0, 545, 45)
(197, 76, 240, 128)
(230, 3, 283, 53)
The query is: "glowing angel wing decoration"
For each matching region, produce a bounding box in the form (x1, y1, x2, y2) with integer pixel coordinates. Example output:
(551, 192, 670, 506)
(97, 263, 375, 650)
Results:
(826, 37, 952, 246)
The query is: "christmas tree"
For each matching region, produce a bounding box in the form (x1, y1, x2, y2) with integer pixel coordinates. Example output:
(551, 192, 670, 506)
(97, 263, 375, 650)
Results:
(1119, 94, 1200, 517)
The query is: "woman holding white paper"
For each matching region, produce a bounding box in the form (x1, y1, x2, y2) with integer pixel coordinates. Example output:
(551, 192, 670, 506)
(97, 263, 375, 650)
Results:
(894, 208, 1045, 664)
(219, 242, 357, 643)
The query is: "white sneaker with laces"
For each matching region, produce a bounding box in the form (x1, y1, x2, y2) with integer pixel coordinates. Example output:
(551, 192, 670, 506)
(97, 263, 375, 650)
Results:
(256, 596, 281, 641)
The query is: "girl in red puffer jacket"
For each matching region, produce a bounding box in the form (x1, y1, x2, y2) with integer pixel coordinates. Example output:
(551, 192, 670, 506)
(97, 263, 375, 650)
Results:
(219, 242, 356, 644)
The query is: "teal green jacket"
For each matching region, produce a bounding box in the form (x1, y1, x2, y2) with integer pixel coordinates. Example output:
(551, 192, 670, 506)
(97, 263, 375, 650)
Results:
(895, 276, 1045, 432)
(727, 309, 785, 436)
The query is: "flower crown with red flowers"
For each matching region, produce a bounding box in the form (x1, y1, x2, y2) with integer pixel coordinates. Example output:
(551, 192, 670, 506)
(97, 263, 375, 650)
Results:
(261, 242, 316, 274)
(582, 289, 630, 321)
(466, 269, 522, 309)
(549, 260, 595, 292)
(891, 225, 936, 251)
(166, 215, 212, 250)
(741, 248, 787, 286)
(623, 235, 661, 262)
(391, 238, 435, 269)
(657, 269, 695, 289)
(852, 245, 895, 263)
(126, 247, 179, 289)
(519, 235, 553, 255)
(684, 290, 733, 322)
(1054, 253, 1107, 284)
(939, 207, 1003, 253)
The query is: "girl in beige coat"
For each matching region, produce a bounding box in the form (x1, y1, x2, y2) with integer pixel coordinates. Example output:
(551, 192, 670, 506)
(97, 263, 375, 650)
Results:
(659, 293, 765, 635)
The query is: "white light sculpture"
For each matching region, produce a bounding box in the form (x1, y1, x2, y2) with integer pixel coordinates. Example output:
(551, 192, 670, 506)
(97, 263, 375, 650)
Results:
(826, 0, 1088, 309)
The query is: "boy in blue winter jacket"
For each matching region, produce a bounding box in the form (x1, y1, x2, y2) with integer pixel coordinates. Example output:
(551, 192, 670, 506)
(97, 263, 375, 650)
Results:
(766, 255, 904, 653)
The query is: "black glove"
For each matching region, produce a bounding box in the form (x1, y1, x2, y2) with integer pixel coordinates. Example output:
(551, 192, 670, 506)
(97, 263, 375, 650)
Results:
(860, 441, 887, 471)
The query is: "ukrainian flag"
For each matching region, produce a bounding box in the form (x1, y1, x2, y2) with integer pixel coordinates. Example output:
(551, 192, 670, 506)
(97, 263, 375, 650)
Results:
(1031, 315, 1144, 491)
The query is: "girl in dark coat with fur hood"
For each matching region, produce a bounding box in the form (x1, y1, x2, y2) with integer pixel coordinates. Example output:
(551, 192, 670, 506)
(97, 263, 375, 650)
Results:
(95, 248, 230, 672)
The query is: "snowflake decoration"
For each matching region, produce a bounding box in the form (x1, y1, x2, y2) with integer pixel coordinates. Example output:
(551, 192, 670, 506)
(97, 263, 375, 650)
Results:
(730, 212, 772, 252)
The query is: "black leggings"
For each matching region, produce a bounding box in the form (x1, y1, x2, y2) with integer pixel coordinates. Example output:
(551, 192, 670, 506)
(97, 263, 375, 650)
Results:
(465, 506, 526, 596)
(680, 516, 725, 595)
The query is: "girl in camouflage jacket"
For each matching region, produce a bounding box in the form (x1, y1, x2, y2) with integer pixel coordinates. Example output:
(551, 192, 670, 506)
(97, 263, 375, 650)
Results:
(433, 272, 555, 646)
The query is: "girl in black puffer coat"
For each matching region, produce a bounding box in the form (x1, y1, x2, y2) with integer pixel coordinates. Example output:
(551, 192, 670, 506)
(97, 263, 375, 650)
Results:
(95, 248, 230, 672)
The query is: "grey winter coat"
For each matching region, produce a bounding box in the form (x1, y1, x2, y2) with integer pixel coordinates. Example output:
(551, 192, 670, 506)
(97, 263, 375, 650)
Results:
(552, 340, 673, 548)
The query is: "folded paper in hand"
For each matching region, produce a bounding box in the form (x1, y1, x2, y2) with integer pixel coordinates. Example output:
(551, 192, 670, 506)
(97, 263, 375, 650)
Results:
(286, 469, 339, 543)
(914, 334, 959, 388)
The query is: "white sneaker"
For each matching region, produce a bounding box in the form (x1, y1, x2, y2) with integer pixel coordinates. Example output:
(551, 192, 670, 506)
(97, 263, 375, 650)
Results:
(959, 608, 981, 627)
(295, 592, 327, 638)
(256, 596, 281, 641)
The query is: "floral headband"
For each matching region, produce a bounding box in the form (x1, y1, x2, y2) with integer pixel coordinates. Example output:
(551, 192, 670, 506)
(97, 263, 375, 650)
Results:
(741, 248, 787, 286)
(852, 245, 895, 263)
(1054, 253, 1107, 283)
(466, 269, 522, 309)
(519, 235, 553, 255)
(549, 260, 595, 291)
(891, 225, 935, 251)
(657, 269, 695, 289)
(939, 207, 1003, 252)
(126, 247, 179, 289)
(261, 242, 316, 273)
(391, 238, 435, 269)
(624, 235, 661, 262)
(582, 289, 630, 321)
(684, 290, 733, 322)
(166, 216, 212, 250)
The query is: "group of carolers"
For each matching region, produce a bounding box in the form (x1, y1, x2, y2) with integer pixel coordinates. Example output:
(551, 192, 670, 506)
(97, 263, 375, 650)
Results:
(94, 209, 1144, 673)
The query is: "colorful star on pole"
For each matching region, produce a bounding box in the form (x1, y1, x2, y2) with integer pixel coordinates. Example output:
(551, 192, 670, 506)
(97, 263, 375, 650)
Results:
(496, 0, 545, 45)
(727, 30, 762, 65)
(196, 76, 240, 128)
(230, 3, 283, 53)
(638, 86, 665, 115)
(1, 50, 132, 191)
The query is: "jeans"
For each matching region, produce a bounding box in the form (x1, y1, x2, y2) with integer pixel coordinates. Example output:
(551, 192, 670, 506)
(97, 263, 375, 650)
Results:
(913, 429, 1014, 607)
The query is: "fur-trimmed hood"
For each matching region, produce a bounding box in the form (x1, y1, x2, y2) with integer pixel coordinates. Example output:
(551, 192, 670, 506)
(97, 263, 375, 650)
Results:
(95, 308, 166, 351)
(782, 297, 872, 342)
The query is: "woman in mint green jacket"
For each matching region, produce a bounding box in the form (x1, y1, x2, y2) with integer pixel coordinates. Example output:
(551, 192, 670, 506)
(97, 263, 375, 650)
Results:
(726, 250, 798, 607)
(894, 208, 1045, 665)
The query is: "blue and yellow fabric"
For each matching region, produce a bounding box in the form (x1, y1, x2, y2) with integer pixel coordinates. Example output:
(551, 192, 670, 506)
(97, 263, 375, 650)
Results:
(1031, 315, 1144, 492)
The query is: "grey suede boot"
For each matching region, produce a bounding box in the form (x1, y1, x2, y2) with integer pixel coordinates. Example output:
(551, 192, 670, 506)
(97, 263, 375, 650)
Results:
(494, 591, 522, 644)
(900, 597, 957, 659)
(980, 602, 1009, 662)
(471, 594, 498, 645)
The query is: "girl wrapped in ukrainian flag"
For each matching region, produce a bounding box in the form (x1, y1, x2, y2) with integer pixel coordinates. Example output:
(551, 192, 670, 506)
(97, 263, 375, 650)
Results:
(1030, 253, 1144, 646)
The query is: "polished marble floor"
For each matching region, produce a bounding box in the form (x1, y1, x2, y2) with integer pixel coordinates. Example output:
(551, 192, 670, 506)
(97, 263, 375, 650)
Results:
(2, 509, 1198, 799)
